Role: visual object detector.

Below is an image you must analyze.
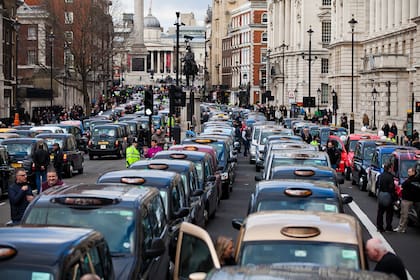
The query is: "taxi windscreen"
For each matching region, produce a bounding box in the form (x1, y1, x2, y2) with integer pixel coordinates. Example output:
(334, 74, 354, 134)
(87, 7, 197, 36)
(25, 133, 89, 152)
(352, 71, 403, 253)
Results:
(272, 158, 329, 168)
(24, 207, 135, 255)
(240, 241, 360, 269)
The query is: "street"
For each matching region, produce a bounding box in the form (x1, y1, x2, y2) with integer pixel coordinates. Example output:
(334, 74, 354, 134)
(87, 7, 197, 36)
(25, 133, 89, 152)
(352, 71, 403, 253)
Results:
(1, 153, 420, 279)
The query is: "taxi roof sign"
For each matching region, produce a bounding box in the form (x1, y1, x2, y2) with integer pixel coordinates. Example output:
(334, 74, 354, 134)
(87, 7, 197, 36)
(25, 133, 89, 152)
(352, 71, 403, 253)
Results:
(121, 177, 146, 184)
(281, 226, 321, 238)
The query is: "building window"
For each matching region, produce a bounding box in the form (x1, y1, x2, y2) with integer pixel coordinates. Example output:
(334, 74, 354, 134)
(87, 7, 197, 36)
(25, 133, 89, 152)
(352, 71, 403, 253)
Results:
(65, 12, 74, 24)
(261, 13, 268, 24)
(261, 48, 267, 63)
(65, 0, 74, 2)
(322, 21, 331, 44)
(261, 32, 267, 43)
(64, 31, 73, 42)
(322, 0, 331, 5)
(27, 27, 37, 40)
(27, 50, 37, 65)
(321, 58, 329, 74)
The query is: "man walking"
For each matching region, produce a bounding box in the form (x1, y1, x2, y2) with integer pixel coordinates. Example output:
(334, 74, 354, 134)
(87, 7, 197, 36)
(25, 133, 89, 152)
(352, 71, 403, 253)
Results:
(126, 139, 141, 168)
(8, 168, 34, 224)
(376, 162, 396, 232)
(32, 142, 50, 194)
(51, 143, 64, 179)
(366, 238, 407, 280)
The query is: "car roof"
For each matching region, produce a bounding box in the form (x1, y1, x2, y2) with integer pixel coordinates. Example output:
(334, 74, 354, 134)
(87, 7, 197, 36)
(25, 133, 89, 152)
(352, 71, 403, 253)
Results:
(153, 150, 208, 161)
(129, 159, 194, 172)
(242, 211, 358, 244)
(256, 179, 338, 195)
(270, 150, 328, 159)
(392, 149, 420, 160)
(97, 169, 179, 189)
(1, 137, 40, 144)
(36, 133, 73, 139)
(348, 134, 380, 140)
(0, 226, 101, 266)
(39, 183, 154, 202)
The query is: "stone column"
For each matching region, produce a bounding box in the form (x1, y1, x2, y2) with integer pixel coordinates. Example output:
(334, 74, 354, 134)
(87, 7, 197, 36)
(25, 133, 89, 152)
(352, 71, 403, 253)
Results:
(164, 51, 167, 74)
(395, 0, 402, 27)
(402, 0, 409, 24)
(388, 0, 395, 28)
(410, 0, 418, 19)
(157, 51, 161, 73)
(382, 0, 388, 29)
(279, 0, 285, 45)
(285, 0, 291, 45)
(370, 0, 375, 34)
(418, 0, 420, 16)
(133, 0, 144, 44)
(150, 51, 154, 71)
(375, 0, 381, 31)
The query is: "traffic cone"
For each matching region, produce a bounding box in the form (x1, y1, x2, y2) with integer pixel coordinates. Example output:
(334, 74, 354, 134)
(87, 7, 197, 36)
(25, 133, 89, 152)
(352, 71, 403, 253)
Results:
(13, 113, 20, 126)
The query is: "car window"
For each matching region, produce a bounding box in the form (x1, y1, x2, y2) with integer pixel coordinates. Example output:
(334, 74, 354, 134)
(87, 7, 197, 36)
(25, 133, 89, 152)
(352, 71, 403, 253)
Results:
(150, 195, 166, 236)
(240, 241, 360, 269)
(178, 233, 216, 279)
(3, 143, 32, 156)
(24, 207, 135, 255)
(42, 138, 65, 149)
(257, 198, 339, 213)
(363, 146, 375, 160)
(93, 128, 116, 137)
(142, 206, 154, 250)
(193, 162, 204, 182)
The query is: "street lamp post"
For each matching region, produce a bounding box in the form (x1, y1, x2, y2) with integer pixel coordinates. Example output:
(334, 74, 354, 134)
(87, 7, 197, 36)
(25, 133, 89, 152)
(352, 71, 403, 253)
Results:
(332, 89, 337, 126)
(48, 31, 55, 110)
(280, 43, 287, 106)
(317, 88, 321, 112)
(293, 88, 298, 118)
(266, 49, 271, 95)
(371, 87, 378, 130)
(13, 21, 20, 115)
(302, 27, 317, 113)
(349, 15, 358, 134)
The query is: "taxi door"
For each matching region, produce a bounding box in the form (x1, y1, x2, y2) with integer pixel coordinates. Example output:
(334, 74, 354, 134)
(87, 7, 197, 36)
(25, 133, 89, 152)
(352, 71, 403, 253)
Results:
(174, 222, 220, 280)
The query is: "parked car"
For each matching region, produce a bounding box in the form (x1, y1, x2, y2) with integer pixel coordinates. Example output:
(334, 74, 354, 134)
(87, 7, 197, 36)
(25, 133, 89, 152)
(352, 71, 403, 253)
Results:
(0, 226, 115, 279)
(35, 133, 84, 177)
(21, 183, 171, 279)
(351, 139, 394, 191)
(87, 124, 125, 159)
(0, 133, 20, 145)
(1, 138, 48, 188)
(0, 145, 14, 197)
(129, 159, 207, 227)
(248, 180, 352, 215)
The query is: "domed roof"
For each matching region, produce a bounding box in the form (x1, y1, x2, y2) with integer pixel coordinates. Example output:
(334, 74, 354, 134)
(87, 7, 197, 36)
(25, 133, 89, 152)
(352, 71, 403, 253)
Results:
(144, 9, 160, 29)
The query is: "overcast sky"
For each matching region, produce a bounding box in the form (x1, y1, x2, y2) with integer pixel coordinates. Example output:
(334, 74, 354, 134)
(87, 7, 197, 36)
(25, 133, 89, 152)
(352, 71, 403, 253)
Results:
(112, 0, 211, 31)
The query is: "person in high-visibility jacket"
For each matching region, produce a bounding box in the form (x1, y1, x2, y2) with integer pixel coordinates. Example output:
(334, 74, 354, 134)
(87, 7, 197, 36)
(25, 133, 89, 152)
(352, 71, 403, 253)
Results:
(126, 140, 140, 167)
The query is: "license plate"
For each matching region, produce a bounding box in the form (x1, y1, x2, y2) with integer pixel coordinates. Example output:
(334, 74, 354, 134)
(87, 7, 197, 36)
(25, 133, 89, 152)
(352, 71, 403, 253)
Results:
(11, 163, 22, 168)
(100, 145, 106, 149)
(98, 141, 108, 145)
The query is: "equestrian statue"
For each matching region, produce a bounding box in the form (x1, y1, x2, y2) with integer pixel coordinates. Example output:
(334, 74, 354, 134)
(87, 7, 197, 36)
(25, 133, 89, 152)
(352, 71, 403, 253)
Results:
(182, 46, 199, 87)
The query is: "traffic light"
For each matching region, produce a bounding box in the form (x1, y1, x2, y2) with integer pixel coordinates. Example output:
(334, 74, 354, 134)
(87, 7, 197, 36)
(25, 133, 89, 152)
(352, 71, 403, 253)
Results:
(332, 95, 338, 110)
(144, 88, 154, 115)
(303, 97, 316, 107)
(416, 101, 420, 112)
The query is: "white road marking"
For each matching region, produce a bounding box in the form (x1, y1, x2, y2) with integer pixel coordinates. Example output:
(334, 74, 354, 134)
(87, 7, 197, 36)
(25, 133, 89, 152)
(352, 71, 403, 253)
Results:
(0, 202, 5, 206)
(348, 201, 413, 280)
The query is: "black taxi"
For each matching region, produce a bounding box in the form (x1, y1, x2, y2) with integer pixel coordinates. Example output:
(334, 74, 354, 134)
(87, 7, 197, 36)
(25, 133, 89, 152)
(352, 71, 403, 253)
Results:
(21, 183, 170, 280)
(153, 150, 219, 215)
(35, 133, 84, 177)
(129, 159, 206, 227)
(0, 145, 14, 197)
(0, 226, 114, 279)
(248, 179, 352, 215)
(87, 124, 125, 160)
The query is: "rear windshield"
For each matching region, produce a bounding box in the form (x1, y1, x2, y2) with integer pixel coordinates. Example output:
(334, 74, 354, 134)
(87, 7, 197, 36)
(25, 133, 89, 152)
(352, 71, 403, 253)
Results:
(3, 143, 32, 156)
(240, 241, 360, 269)
(24, 207, 135, 255)
(257, 198, 339, 213)
(272, 158, 329, 168)
(93, 127, 117, 137)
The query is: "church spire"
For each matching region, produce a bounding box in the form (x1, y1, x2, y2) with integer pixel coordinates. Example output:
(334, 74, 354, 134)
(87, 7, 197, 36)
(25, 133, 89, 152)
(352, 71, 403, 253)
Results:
(148, 0, 152, 16)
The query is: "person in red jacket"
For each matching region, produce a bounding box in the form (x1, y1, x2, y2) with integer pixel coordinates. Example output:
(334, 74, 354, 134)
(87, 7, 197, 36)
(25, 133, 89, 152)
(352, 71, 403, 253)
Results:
(41, 167, 64, 192)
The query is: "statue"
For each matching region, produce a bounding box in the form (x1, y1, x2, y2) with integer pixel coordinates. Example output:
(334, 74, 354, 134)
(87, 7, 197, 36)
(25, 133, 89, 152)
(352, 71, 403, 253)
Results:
(182, 46, 198, 87)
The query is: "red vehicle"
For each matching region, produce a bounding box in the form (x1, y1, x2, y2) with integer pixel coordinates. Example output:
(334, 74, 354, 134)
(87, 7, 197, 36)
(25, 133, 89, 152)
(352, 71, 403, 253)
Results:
(328, 135, 347, 175)
(344, 134, 380, 180)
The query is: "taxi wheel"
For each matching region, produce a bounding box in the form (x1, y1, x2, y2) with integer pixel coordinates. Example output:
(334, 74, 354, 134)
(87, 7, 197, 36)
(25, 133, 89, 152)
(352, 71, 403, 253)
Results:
(256, 166, 261, 172)
(89, 154, 94, 160)
(117, 149, 123, 159)
(66, 165, 74, 178)
(358, 175, 366, 191)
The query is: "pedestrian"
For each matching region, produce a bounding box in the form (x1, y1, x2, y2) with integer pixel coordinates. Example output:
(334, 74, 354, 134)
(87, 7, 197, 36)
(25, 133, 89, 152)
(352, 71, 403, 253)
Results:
(366, 238, 407, 280)
(310, 135, 321, 151)
(390, 122, 398, 137)
(32, 142, 50, 194)
(376, 162, 397, 232)
(125, 139, 141, 168)
(394, 167, 420, 233)
(144, 139, 163, 158)
(51, 143, 64, 179)
(241, 123, 251, 157)
(301, 128, 312, 144)
(215, 236, 236, 266)
(382, 121, 390, 137)
(41, 167, 64, 192)
(151, 128, 166, 149)
(326, 140, 340, 169)
(8, 168, 34, 224)
(363, 113, 370, 128)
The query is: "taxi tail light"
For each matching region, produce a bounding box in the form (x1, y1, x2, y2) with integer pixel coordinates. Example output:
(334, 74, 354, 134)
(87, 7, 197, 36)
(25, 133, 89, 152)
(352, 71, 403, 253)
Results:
(115, 140, 119, 147)
(63, 153, 68, 162)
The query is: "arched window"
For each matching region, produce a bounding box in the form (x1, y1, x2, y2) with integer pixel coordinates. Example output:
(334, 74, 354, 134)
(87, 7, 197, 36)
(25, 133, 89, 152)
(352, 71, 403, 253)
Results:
(261, 13, 268, 24)
(261, 32, 268, 42)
